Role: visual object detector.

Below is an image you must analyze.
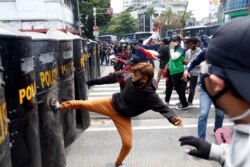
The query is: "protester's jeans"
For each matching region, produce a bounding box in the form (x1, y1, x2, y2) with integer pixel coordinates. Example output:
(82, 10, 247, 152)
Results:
(198, 87, 224, 139)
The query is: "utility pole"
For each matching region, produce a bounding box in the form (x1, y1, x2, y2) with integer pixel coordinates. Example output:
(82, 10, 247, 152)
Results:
(180, 1, 189, 37)
(76, 0, 81, 35)
(92, 5, 113, 40)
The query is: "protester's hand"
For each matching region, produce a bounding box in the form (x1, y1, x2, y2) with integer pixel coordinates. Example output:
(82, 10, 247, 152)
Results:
(153, 56, 160, 61)
(183, 59, 189, 65)
(109, 72, 114, 77)
(182, 70, 190, 82)
(113, 71, 122, 78)
(179, 136, 211, 160)
(169, 42, 175, 49)
(171, 116, 183, 127)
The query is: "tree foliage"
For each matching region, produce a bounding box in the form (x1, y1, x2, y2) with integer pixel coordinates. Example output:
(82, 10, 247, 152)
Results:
(80, 0, 112, 39)
(156, 9, 195, 37)
(145, 7, 156, 19)
(100, 12, 138, 36)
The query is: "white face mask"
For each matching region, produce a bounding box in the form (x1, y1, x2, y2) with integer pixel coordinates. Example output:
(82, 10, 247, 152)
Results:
(230, 108, 250, 121)
(170, 41, 178, 47)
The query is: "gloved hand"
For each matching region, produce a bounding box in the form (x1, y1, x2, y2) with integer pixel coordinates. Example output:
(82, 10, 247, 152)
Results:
(179, 136, 211, 160)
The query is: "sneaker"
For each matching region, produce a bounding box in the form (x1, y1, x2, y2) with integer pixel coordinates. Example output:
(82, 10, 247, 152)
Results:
(177, 104, 189, 110)
(188, 102, 193, 106)
(49, 99, 60, 113)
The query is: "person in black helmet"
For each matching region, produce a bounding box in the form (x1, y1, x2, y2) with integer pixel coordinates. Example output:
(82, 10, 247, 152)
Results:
(179, 16, 250, 167)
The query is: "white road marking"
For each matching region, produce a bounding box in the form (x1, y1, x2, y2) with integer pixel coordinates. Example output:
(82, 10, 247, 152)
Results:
(86, 122, 233, 132)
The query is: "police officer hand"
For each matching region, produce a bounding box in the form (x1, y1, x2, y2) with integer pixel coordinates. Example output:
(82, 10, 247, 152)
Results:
(179, 136, 211, 160)
(171, 116, 183, 128)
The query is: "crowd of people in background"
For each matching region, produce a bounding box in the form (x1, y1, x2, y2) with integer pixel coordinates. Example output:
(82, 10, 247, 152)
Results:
(50, 17, 250, 167)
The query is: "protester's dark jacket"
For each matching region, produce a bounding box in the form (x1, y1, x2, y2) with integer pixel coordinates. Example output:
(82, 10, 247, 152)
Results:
(112, 73, 177, 122)
(158, 45, 170, 68)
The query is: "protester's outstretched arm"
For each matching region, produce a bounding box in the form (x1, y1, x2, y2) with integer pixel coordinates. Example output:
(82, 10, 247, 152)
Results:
(179, 136, 228, 165)
(149, 95, 183, 127)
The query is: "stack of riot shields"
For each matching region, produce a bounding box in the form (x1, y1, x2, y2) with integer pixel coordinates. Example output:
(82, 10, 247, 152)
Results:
(0, 23, 41, 167)
(66, 32, 90, 130)
(95, 42, 101, 77)
(24, 32, 66, 167)
(47, 30, 76, 147)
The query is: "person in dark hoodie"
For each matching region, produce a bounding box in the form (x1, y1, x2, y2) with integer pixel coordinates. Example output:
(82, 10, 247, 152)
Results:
(179, 16, 250, 167)
(50, 62, 182, 167)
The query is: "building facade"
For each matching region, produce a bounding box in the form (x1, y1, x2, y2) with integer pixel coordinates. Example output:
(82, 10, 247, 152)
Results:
(124, 0, 164, 11)
(223, 0, 249, 21)
(126, 0, 187, 32)
(0, 0, 80, 33)
(165, 0, 188, 16)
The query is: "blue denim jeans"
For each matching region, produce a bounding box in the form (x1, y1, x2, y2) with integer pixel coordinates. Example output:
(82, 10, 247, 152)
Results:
(198, 87, 224, 139)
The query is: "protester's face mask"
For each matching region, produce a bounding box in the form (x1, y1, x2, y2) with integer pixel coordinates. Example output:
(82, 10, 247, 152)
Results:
(171, 41, 178, 47)
(133, 79, 143, 88)
(132, 71, 148, 88)
(202, 65, 230, 109)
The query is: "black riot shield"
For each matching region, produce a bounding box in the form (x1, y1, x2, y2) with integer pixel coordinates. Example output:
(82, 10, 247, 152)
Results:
(67, 33, 90, 130)
(0, 43, 11, 167)
(25, 32, 66, 167)
(0, 23, 41, 167)
(95, 42, 101, 77)
(85, 40, 91, 81)
(47, 30, 76, 147)
(89, 41, 97, 80)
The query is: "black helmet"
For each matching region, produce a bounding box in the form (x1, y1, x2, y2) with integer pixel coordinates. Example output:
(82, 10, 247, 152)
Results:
(171, 34, 182, 42)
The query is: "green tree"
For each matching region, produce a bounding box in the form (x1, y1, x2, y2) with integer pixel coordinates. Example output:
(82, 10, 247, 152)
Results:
(102, 12, 138, 36)
(80, 0, 112, 39)
(158, 9, 196, 37)
(145, 7, 157, 31)
(145, 7, 156, 19)
(182, 10, 196, 27)
(159, 9, 180, 37)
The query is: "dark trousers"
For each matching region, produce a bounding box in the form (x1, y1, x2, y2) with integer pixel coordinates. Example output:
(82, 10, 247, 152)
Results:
(188, 75, 198, 103)
(165, 72, 188, 106)
(101, 53, 109, 65)
(87, 75, 117, 86)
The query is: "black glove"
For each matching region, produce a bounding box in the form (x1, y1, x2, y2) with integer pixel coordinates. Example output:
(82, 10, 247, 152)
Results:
(179, 136, 211, 160)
